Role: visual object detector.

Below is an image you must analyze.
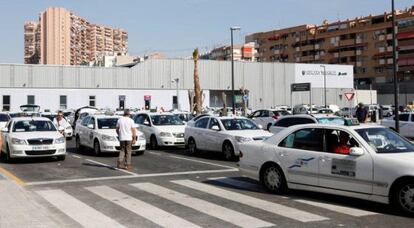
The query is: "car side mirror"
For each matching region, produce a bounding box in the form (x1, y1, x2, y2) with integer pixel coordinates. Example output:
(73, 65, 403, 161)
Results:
(87, 124, 94, 129)
(258, 124, 263, 129)
(1, 127, 8, 133)
(211, 125, 220, 131)
(349, 147, 364, 156)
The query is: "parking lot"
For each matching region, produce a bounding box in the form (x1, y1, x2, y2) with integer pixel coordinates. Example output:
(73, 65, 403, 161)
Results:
(1, 139, 414, 227)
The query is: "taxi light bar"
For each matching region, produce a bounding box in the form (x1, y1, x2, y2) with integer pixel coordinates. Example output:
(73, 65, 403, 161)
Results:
(344, 118, 359, 126)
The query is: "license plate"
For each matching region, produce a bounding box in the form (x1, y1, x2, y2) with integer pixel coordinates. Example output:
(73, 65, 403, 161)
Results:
(176, 138, 184, 142)
(32, 146, 50, 150)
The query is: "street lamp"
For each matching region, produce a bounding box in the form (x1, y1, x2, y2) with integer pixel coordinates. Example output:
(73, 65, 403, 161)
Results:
(320, 65, 327, 108)
(391, 0, 400, 132)
(172, 78, 179, 110)
(231, 26, 241, 115)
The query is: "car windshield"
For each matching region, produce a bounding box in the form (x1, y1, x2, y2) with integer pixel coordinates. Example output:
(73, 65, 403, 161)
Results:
(150, 115, 184, 126)
(12, 120, 56, 132)
(221, 118, 259, 130)
(317, 117, 345, 125)
(174, 113, 192, 122)
(0, 114, 10, 122)
(356, 127, 414, 153)
(98, 118, 118, 129)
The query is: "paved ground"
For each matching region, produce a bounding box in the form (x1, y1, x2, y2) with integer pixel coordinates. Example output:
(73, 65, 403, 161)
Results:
(1, 140, 414, 227)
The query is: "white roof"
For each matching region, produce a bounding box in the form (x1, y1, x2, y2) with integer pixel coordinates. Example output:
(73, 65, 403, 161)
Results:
(11, 117, 52, 122)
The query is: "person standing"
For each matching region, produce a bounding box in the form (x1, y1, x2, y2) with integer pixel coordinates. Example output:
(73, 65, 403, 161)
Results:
(116, 110, 136, 171)
(53, 111, 69, 135)
(356, 103, 367, 123)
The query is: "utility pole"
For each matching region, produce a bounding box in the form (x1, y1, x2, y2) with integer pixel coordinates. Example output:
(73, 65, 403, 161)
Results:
(230, 27, 240, 115)
(392, 0, 400, 132)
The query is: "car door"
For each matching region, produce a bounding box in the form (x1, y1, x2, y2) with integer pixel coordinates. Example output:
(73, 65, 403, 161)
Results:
(277, 128, 323, 186)
(205, 117, 223, 152)
(318, 128, 373, 194)
(192, 117, 210, 150)
(135, 114, 152, 142)
(85, 117, 96, 148)
(77, 116, 90, 145)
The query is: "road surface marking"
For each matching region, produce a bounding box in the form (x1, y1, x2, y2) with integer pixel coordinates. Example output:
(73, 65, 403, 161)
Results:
(36, 189, 124, 228)
(131, 182, 274, 228)
(169, 155, 237, 169)
(85, 159, 137, 176)
(25, 168, 237, 186)
(149, 152, 161, 155)
(294, 199, 378, 217)
(207, 177, 261, 191)
(86, 185, 201, 228)
(172, 180, 328, 223)
(71, 155, 81, 159)
(0, 166, 25, 186)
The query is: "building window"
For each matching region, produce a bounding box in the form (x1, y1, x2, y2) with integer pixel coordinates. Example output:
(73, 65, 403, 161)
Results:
(89, 96, 96, 107)
(2, 95, 10, 111)
(27, 95, 35, 105)
(60, 95, 67, 110)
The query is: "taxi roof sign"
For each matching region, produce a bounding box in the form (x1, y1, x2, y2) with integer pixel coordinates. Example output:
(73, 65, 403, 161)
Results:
(344, 118, 359, 126)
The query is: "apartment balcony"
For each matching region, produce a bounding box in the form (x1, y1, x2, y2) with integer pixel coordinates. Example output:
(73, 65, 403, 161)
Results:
(300, 55, 315, 62)
(339, 39, 355, 47)
(301, 44, 314, 52)
(340, 50, 356, 57)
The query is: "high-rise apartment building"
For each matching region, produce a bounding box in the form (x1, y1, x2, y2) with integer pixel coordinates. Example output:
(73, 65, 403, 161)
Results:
(24, 7, 128, 65)
(205, 42, 256, 61)
(246, 6, 414, 86)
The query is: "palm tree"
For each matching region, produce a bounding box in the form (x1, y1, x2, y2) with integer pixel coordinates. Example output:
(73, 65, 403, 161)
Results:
(193, 48, 202, 114)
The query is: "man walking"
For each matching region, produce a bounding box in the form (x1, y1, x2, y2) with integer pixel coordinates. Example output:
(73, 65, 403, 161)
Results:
(116, 110, 136, 171)
(356, 103, 368, 123)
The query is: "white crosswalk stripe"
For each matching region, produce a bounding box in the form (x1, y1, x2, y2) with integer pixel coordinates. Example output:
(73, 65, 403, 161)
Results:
(86, 185, 201, 228)
(172, 179, 328, 223)
(294, 199, 378, 217)
(131, 182, 274, 228)
(36, 189, 124, 228)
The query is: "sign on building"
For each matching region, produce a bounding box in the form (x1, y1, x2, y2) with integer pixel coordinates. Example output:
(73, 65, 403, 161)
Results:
(294, 64, 353, 89)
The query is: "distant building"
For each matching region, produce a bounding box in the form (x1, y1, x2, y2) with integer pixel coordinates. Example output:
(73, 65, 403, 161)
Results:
(205, 42, 256, 61)
(24, 7, 128, 65)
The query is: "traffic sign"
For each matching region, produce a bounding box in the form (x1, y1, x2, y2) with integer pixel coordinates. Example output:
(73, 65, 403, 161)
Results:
(291, 83, 311, 92)
(344, 92, 355, 101)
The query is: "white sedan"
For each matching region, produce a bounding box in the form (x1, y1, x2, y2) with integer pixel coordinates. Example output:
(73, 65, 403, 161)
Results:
(133, 113, 186, 149)
(239, 123, 414, 215)
(75, 115, 146, 155)
(185, 116, 272, 160)
(1, 117, 66, 162)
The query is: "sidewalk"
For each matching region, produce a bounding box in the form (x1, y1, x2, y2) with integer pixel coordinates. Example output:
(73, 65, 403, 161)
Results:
(0, 173, 62, 228)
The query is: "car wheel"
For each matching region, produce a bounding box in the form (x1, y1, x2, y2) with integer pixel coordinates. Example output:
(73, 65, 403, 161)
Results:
(75, 136, 83, 152)
(222, 142, 235, 161)
(187, 138, 198, 155)
(267, 123, 272, 131)
(93, 140, 101, 156)
(150, 135, 158, 150)
(392, 180, 414, 216)
(261, 164, 287, 194)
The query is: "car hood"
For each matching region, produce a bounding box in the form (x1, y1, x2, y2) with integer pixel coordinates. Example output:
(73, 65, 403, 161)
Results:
(10, 131, 62, 139)
(225, 130, 273, 139)
(154, 125, 186, 133)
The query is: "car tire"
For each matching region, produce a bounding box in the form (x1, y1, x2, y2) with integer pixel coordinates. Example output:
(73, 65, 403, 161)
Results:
(93, 140, 101, 156)
(187, 138, 198, 155)
(75, 136, 83, 152)
(261, 164, 287, 194)
(57, 155, 66, 161)
(150, 135, 158, 150)
(391, 180, 414, 216)
(222, 142, 236, 161)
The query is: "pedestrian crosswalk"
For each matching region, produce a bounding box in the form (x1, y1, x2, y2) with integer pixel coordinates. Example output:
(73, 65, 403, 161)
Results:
(35, 177, 380, 228)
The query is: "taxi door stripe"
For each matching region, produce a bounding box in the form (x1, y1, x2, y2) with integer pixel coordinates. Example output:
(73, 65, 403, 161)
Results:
(131, 182, 274, 228)
(295, 199, 378, 216)
(85, 185, 201, 228)
(171, 179, 328, 223)
(36, 189, 124, 228)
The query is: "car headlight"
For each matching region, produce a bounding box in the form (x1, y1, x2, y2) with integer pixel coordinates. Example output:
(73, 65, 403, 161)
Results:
(54, 137, 65, 144)
(138, 135, 145, 140)
(235, 136, 253, 143)
(159, 132, 173, 137)
(11, 138, 27, 145)
(102, 135, 117, 141)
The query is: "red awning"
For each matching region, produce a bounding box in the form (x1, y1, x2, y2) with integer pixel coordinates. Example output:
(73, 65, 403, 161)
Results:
(398, 31, 414, 40)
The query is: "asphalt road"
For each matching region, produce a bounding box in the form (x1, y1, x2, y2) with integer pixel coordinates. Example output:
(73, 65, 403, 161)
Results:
(1, 140, 414, 227)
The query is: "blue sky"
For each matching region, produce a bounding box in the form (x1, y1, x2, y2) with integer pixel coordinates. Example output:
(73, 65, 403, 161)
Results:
(0, 0, 412, 63)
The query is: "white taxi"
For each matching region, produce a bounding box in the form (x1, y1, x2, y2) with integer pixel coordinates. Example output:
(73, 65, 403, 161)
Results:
(133, 113, 186, 149)
(185, 116, 272, 160)
(239, 123, 414, 215)
(75, 115, 146, 155)
(1, 117, 66, 162)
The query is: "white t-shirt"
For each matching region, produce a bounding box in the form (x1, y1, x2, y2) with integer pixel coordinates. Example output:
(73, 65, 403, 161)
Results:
(116, 117, 135, 141)
(53, 118, 68, 128)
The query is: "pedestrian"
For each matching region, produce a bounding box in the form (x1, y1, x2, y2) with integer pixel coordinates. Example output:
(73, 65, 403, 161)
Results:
(53, 111, 69, 135)
(356, 103, 367, 123)
(116, 109, 136, 171)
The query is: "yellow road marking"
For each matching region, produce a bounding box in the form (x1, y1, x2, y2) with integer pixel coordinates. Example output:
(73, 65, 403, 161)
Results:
(0, 166, 26, 186)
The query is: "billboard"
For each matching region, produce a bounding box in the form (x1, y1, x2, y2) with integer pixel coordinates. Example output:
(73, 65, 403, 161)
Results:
(294, 64, 353, 89)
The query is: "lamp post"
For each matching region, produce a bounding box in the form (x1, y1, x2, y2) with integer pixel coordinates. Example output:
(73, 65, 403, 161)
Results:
(320, 65, 327, 108)
(392, 0, 400, 132)
(172, 78, 179, 110)
(231, 26, 240, 115)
